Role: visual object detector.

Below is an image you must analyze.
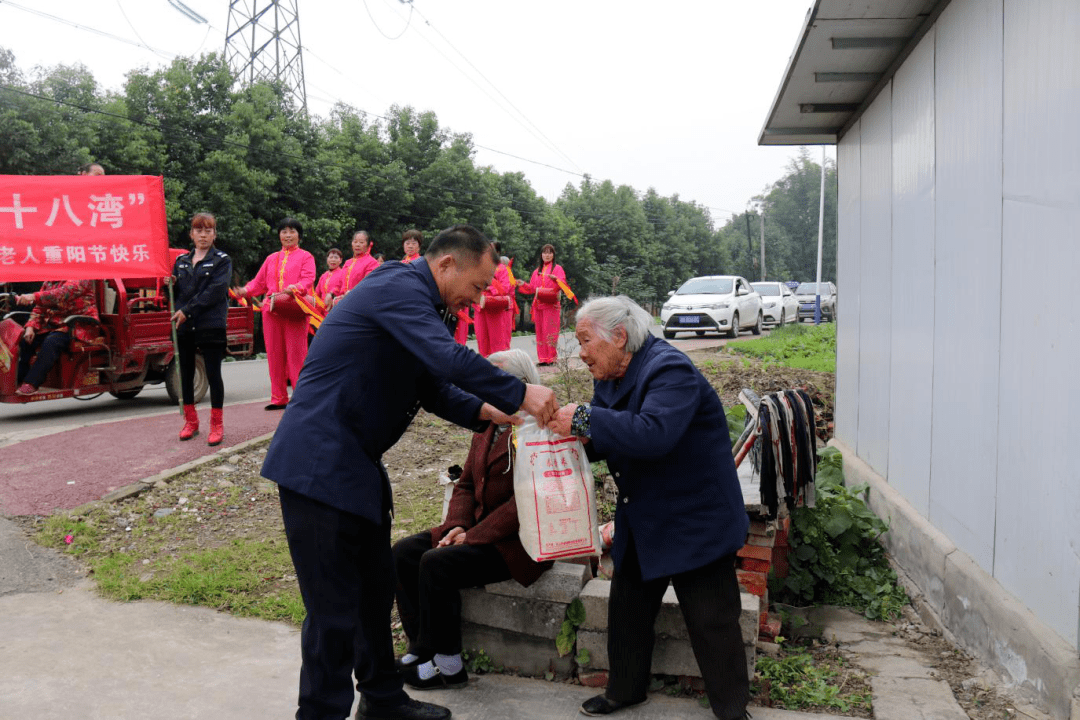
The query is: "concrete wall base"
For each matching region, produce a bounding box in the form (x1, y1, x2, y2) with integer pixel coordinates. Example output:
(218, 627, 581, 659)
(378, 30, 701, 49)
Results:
(458, 561, 591, 679)
(577, 578, 759, 681)
(461, 622, 575, 678)
(829, 439, 1080, 720)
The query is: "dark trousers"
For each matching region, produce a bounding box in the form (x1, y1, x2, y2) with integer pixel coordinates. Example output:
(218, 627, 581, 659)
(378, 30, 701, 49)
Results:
(278, 486, 407, 720)
(177, 334, 225, 407)
(17, 331, 69, 388)
(606, 534, 749, 720)
(392, 531, 512, 657)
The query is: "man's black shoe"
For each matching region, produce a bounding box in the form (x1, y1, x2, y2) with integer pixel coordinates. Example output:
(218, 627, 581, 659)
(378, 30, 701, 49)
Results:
(401, 663, 469, 690)
(355, 696, 451, 720)
(579, 694, 649, 716)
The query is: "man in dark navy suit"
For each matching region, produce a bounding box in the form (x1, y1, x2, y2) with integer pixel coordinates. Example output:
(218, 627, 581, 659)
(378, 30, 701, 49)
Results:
(262, 225, 558, 720)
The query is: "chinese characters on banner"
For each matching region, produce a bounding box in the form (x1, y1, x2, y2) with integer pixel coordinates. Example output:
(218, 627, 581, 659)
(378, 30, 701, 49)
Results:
(0, 175, 171, 281)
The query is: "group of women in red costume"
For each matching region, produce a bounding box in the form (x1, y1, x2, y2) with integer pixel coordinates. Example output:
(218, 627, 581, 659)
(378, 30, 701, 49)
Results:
(236, 225, 571, 410)
(238, 227, 430, 410)
(460, 242, 569, 365)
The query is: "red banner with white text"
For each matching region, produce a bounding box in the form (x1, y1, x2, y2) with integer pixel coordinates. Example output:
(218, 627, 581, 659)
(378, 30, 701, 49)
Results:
(0, 175, 171, 282)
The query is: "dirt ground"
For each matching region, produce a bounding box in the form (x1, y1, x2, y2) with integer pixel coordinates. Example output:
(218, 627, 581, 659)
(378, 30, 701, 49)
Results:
(14, 349, 1026, 719)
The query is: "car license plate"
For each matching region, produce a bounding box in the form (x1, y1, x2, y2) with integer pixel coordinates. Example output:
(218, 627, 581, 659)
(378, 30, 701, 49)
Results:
(677, 315, 699, 325)
(800, 303, 815, 310)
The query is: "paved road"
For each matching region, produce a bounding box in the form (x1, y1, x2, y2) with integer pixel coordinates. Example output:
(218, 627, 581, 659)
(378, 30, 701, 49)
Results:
(0, 358, 274, 448)
(0, 325, 758, 447)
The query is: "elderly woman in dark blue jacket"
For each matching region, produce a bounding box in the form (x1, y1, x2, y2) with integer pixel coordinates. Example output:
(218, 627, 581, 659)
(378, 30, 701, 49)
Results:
(171, 212, 232, 446)
(550, 295, 750, 720)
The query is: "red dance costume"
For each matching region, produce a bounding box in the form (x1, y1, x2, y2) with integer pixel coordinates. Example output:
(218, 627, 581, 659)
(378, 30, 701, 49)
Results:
(474, 263, 513, 357)
(315, 268, 341, 301)
(245, 247, 316, 406)
(519, 263, 565, 364)
(332, 252, 379, 296)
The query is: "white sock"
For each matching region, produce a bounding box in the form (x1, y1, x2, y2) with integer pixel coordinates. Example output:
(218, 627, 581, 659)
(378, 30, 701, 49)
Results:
(400, 652, 419, 665)
(434, 653, 463, 675)
(416, 660, 438, 680)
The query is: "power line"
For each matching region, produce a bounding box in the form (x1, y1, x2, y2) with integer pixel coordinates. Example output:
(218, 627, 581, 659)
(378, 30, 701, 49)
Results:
(0, 0, 177, 58)
(114, 0, 172, 60)
(407, 2, 583, 173)
(363, 0, 413, 41)
(3, 0, 586, 188)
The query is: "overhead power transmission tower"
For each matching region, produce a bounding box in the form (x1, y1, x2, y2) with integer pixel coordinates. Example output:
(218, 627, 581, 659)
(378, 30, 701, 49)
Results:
(225, 0, 308, 112)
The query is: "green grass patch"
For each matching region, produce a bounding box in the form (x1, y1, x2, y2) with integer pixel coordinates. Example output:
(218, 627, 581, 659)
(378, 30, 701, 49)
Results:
(729, 322, 836, 372)
(755, 647, 871, 713)
(90, 538, 304, 624)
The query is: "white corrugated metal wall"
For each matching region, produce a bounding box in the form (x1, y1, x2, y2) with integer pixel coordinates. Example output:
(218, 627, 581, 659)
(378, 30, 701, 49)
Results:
(996, 0, 1080, 649)
(887, 29, 936, 519)
(835, 126, 861, 446)
(834, 0, 1080, 646)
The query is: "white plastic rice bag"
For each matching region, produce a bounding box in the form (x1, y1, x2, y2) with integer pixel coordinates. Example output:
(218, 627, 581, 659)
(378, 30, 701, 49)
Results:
(513, 416, 602, 562)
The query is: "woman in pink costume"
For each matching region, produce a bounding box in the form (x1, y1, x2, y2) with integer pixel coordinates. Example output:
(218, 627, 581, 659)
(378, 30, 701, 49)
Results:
(235, 217, 316, 410)
(518, 244, 565, 365)
(331, 230, 379, 301)
(474, 252, 514, 357)
(315, 247, 343, 305)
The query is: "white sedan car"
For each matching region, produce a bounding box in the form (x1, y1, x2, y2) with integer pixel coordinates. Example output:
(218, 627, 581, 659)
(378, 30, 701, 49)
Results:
(795, 281, 837, 321)
(751, 281, 799, 326)
(660, 275, 763, 339)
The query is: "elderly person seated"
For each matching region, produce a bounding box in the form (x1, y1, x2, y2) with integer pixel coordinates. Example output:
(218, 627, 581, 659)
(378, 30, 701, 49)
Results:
(14, 280, 99, 395)
(392, 348, 552, 691)
(549, 296, 750, 720)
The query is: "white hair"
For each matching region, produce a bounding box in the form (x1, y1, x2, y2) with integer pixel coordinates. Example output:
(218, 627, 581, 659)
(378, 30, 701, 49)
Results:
(488, 348, 541, 385)
(576, 295, 653, 353)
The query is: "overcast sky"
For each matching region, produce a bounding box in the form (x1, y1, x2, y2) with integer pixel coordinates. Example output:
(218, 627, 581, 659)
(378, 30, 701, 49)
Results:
(0, 0, 830, 225)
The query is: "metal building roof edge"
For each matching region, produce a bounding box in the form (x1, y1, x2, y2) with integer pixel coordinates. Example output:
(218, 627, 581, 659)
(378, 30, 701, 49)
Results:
(758, 0, 954, 147)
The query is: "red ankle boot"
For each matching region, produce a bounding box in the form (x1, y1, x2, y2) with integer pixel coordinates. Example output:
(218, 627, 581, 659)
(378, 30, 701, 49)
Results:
(207, 407, 224, 447)
(179, 404, 199, 440)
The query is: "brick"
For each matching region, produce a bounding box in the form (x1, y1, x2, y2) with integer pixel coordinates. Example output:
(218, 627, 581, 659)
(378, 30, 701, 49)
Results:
(740, 593, 761, 645)
(736, 569, 767, 596)
(759, 618, 782, 641)
(737, 545, 772, 562)
(770, 546, 790, 579)
(738, 557, 771, 574)
(578, 579, 610, 631)
(744, 533, 775, 548)
(579, 670, 608, 688)
(747, 519, 773, 537)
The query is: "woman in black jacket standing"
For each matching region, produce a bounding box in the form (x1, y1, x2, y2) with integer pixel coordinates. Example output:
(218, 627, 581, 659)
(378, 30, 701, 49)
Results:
(171, 213, 232, 446)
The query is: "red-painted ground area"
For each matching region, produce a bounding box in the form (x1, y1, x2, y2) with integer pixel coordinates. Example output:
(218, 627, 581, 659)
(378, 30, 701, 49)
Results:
(1, 401, 283, 516)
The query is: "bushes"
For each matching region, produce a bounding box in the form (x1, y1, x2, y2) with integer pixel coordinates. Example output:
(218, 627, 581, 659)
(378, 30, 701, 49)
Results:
(773, 447, 908, 621)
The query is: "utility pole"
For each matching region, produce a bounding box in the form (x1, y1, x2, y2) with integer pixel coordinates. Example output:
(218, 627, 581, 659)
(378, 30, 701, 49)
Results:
(814, 145, 826, 324)
(759, 210, 766, 281)
(225, 0, 308, 112)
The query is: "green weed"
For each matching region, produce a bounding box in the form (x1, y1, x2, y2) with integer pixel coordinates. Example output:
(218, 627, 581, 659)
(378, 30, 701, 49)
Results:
(772, 447, 909, 621)
(755, 650, 870, 712)
(729, 322, 836, 372)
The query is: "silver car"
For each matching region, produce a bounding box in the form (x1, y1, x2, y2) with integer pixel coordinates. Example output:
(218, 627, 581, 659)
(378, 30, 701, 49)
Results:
(660, 275, 763, 339)
(751, 281, 799, 326)
(794, 282, 837, 321)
